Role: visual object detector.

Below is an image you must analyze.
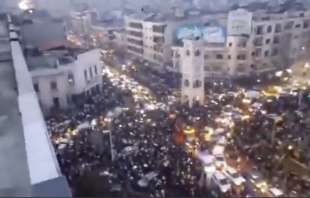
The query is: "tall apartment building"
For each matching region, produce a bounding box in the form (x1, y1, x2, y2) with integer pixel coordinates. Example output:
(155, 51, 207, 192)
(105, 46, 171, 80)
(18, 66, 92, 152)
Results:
(172, 7, 310, 78)
(125, 8, 227, 71)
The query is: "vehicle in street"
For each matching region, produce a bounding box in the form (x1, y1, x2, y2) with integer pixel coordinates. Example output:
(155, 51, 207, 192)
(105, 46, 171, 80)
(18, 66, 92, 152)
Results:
(211, 171, 232, 196)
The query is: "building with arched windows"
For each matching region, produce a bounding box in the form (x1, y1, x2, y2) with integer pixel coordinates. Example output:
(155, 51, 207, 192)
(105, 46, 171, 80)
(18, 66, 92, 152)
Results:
(178, 38, 205, 106)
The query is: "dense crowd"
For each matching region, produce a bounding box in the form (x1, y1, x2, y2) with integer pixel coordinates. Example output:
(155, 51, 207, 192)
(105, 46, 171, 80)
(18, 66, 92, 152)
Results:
(46, 73, 209, 197)
(46, 61, 310, 197)
(231, 89, 310, 197)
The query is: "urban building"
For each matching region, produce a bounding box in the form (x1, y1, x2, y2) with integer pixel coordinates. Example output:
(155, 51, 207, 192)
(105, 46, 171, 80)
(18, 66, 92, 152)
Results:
(172, 7, 310, 78)
(28, 48, 103, 112)
(70, 10, 95, 36)
(0, 14, 70, 196)
(18, 11, 103, 113)
(179, 38, 205, 106)
(124, 8, 227, 71)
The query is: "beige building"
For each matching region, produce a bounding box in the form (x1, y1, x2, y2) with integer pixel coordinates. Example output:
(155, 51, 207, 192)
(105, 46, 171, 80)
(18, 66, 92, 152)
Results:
(173, 8, 310, 78)
(125, 8, 227, 71)
(179, 39, 205, 106)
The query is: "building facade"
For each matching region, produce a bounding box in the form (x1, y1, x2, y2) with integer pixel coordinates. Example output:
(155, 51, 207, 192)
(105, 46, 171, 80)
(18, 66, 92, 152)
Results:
(30, 49, 103, 112)
(124, 8, 227, 71)
(180, 39, 205, 106)
(172, 8, 310, 78)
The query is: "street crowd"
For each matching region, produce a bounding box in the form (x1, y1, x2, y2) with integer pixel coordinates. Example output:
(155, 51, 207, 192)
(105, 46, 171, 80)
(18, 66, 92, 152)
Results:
(45, 62, 310, 197)
(230, 88, 310, 197)
(46, 73, 208, 197)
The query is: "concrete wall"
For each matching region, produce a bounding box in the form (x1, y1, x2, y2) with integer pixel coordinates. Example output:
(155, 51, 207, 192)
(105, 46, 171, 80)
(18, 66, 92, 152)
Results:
(9, 22, 63, 187)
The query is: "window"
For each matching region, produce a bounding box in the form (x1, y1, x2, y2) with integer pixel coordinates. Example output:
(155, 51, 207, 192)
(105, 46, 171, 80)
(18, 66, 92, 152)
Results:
(84, 70, 88, 81)
(216, 54, 223, 59)
(194, 49, 201, 56)
(228, 42, 232, 47)
(53, 97, 60, 108)
(89, 67, 93, 79)
(228, 55, 231, 59)
(272, 48, 278, 56)
(94, 65, 98, 75)
(204, 65, 209, 71)
(295, 24, 301, 28)
(254, 37, 263, 46)
(255, 48, 262, 57)
(186, 50, 190, 56)
(50, 81, 57, 90)
(184, 79, 190, 87)
(284, 21, 294, 30)
(264, 50, 269, 57)
(68, 73, 74, 85)
(256, 25, 264, 35)
(153, 36, 164, 43)
(153, 25, 165, 33)
(273, 36, 280, 44)
(33, 83, 39, 92)
(267, 25, 273, 33)
(275, 24, 282, 33)
(193, 80, 202, 88)
(303, 20, 309, 29)
(204, 54, 209, 59)
(265, 38, 270, 44)
(237, 54, 247, 60)
(251, 52, 255, 56)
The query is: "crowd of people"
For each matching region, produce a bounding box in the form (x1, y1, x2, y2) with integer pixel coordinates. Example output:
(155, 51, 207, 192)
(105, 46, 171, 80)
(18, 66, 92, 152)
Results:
(45, 57, 310, 197)
(230, 88, 310, 197)
(46, 71, 211, 197)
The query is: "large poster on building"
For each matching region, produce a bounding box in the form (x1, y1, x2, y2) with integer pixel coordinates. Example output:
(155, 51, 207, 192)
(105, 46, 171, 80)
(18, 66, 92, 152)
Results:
(228, 9, 253, 36)
(176, 24, 226, 43)
(202, 26, 226, 43)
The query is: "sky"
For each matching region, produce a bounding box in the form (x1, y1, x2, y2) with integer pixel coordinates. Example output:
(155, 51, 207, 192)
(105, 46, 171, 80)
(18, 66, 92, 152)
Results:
(1, 0, 310, 14)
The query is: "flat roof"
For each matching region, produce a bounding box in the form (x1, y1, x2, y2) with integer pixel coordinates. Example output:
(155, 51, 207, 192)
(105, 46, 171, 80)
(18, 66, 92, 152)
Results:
(0, 20, 31, 196)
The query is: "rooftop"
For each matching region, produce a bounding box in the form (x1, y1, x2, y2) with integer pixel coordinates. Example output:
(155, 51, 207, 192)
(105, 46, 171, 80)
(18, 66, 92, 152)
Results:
(127, 8, 208, 23)
(0, 19, 31, 197)
(0, 14, 70, 197)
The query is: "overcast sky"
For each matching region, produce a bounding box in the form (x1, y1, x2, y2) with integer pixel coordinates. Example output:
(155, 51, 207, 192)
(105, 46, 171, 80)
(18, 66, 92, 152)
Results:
(1, 0, 309, 14)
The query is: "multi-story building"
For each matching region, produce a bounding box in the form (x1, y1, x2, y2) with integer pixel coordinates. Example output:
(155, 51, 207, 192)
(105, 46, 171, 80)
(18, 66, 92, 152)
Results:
(28, 48, 103, 112)
(125, 8, 227, 71)
(180, 38, 205, 106)
(17, 11, 103, 113)
(172, 7, 310, 78)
